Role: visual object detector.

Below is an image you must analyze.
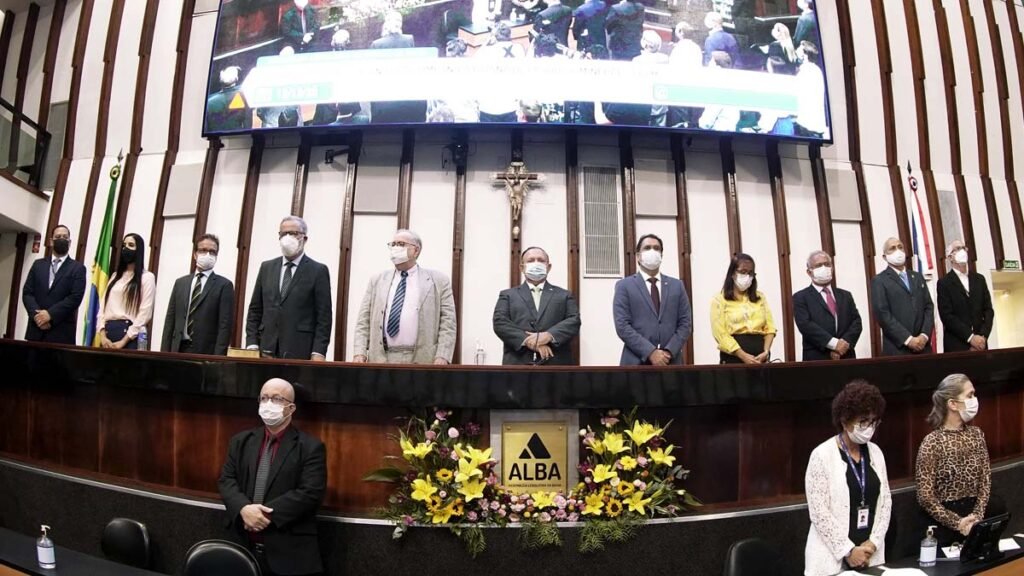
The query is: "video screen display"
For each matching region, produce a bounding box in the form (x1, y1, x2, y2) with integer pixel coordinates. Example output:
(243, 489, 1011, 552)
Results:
(204, 0, 832, 141)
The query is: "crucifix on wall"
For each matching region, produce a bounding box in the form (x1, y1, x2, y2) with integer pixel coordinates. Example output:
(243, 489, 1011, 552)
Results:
(491, 157, 544, 287)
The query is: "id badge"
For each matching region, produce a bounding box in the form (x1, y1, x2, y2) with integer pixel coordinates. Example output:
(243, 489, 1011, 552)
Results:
(857, 506, 870, 530)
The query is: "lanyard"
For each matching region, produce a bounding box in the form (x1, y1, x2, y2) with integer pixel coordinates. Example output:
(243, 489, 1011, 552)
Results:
(838, 434, 867, 507)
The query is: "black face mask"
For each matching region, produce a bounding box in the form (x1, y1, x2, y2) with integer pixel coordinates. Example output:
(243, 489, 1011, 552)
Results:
(120, 248, 137, 264)
(52, 239, 70, 256)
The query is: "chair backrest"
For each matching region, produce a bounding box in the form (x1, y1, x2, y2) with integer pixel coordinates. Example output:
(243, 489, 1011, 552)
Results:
(101, 518, 151, 569)
(723, 538, 783, 576)
(183, 539, 261, 576)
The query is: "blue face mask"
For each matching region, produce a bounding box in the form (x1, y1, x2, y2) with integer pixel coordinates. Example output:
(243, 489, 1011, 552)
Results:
(524, 262, 548, 281)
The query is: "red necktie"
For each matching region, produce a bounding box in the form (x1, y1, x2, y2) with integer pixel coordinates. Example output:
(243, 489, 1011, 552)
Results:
(823, 287, 837, 317)
(648, 278, 660, 313)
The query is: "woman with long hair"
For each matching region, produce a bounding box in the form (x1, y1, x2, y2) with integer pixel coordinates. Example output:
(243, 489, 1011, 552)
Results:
(98, 233, 156, 350)
(767, 23, 798, 75)
(710, 253, 776, 363)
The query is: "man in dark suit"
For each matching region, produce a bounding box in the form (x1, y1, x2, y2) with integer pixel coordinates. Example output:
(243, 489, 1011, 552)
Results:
(280, 0, 319, 52)
(604, 0, 644, 61)
(871, 237, 935, 356)
(936, 240, 994, 352)
(613, 234, 693, 365)
(572, 0, 608, 52)
(218, 378, 326, 576)
(535, 0, 572, 45)
(161, 234, 235, 355)
(793, 250, 863, 361)
(22, 224, 86, 344)
(493, 247, 581, 365)
(246, 216, 332, 360)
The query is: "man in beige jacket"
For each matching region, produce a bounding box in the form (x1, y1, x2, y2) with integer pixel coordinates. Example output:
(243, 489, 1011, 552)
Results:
(353, 229, 457, 364)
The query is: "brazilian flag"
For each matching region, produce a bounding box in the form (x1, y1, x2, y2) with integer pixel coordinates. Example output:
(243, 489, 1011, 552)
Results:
(82, 158, 122, 347)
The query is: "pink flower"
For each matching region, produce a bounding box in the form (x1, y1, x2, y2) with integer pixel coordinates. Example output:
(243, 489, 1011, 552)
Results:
(465, 422, 481, 436)
(540, 512, 552, 522)
(554, 495, 567, 509)
(498, 509, 507, 518)
(510, 495, 519, 504)
(451, 451, 460, 461)
(555, 509, 567, 520)
(601, 416, 620, 428)
(636, 456, 649, 467)
(448, 427, 460, 439)
(509, 514, 520, 523)
(568, 512, 579, 522)
(490, 501, 500, 511)
(486, 474, 497, 485)
(425, 430, 437, 441)
(439, 491, 447, 498)
(436, 409, 448, 421)
(467, 511, 479, 522)
(402, 515, 414, 526)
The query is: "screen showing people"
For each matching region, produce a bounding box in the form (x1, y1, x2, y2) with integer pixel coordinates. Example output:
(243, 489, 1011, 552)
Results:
(204, 0, 831, 140)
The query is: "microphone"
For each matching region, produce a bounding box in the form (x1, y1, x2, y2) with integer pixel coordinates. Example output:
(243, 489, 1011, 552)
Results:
(381, 309, 389, 352)
(530, 320, 540, 365)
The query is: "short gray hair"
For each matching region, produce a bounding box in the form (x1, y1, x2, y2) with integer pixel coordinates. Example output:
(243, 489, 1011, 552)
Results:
(281, 215, 308, 235)
(946, 239, 965, 256)
(927, 373, 971, 429)
(394, 229, 422, 248)
(806, 250, 831, 270)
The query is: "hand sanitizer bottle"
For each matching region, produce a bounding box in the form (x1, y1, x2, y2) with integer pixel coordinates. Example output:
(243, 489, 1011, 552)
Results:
(474, 341, 486, 365)
(37, 525, 56, 569)
(137, 327, 149, 351)
(919, 525, 937, 567)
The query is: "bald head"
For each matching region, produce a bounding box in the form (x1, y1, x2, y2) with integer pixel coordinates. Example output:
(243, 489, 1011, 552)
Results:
(261, 378, 295, 402)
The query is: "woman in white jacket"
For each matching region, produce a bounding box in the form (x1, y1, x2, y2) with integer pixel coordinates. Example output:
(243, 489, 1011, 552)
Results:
(804, 380, 892, 575)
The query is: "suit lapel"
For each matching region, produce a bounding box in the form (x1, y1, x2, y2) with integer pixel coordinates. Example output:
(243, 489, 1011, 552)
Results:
(634, 274, 658, 317)
(244, 429, 262, 495)
(518, 283, 539, 320)
(417, 269, 434, 308)
(190, 272, 216, 310)
(537, 284, 554, 319)
(281, 259, 307, 302)
(47, 258, 71, 292)
(265, 427, 298, 494)
(270, 259, 284, 302)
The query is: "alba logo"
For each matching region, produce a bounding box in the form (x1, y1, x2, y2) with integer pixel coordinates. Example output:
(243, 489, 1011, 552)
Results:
(509, 433, 562, 481)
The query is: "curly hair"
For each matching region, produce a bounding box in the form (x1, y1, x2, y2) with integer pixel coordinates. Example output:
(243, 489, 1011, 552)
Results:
(831, 379, 886, 430)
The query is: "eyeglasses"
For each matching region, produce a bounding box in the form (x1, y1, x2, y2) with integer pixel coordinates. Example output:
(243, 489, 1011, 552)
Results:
(387, 241, 415, 248)
(259, 394, 293, 405)
(278, 231, 304, 239)
(857, 417, 882, 428)
(196, 249, 218, 256)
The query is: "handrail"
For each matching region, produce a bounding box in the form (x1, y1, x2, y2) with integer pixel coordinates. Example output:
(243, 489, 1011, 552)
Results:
(1, 96, 53, 189)
(0, 96, 49, 137)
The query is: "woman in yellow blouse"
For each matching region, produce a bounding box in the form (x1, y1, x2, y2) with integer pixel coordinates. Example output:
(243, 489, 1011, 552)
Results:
(711, 253, 776, 364)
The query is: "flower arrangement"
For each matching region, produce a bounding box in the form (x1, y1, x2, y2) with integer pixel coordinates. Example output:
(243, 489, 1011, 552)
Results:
(365, 408, 699, 556)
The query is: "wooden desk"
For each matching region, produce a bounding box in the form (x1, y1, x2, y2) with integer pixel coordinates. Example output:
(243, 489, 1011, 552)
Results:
(0, 528, 164, 576)
(458, 20, 533, 55)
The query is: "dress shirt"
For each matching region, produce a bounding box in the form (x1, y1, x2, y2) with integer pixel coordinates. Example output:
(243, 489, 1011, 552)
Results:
(710, 290, 776, 354)
(49, 256, 66, 288)
(816, 284, 839, 350)
(98, 270, 157, 339)
(954, 268, 970, 294)
(385, 265, 420, 348)
(529, 281, 546, 310)
(182, 268, 214, 340)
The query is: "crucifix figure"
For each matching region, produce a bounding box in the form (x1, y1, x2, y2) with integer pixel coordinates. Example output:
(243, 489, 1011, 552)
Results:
(491, 160, 544, 241)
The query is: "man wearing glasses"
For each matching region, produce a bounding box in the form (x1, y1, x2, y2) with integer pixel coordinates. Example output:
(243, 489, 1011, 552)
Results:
(246, 216, 333, 360)
(219, 378, 326, 576)
(353, 229, 457, 364)
(161, 233, 235, 355)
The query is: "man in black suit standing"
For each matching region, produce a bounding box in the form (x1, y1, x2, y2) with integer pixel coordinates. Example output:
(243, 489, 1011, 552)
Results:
(936, 239, 994, 352)
(22, 224, 86, 344)
(493, 247, 581, 365)
(218, 378, 326, 576)
(161, 234, 235, 355)
(793, 250, 862, 361)
(246, 216, 332, 360)
(871, 236, 934, 356)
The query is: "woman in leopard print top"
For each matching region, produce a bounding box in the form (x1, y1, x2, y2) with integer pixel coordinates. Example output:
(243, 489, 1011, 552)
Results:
(915, 373, 999, 546)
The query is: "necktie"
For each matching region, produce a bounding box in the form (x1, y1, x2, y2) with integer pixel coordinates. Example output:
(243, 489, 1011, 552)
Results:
(532, 285, 542, 311)
(300, 10, 307, 34)
(49, 259, 60, 288)
(899, 271, 910, 292)
(387, 271, 408, 338)
(281, 262, 295, 298)
(648, 278, 660, 314)
(823, 287, 837, 317)
(186, 272, 203, 339)
(252, 436, 277, 505)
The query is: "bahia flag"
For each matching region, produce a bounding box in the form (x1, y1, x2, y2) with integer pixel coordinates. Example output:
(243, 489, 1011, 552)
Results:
(906, 163, 935, 279)
(82, 154, 123, 347)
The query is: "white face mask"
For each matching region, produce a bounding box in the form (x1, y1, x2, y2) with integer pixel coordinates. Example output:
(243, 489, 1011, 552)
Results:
(958, 397, 979, 422)
(953, 249, 969, 265)
(885, 249, 906, 267)
(259, 401, 289, 427)
(196, 253, 217, 271)
(639, 250, 662, 270)
(390, 244, 411, 265)
(734, 273, 753, 292)
(811, 265, 832, 285)
(849, 423, 875, 445)
(524, 262, 548, 282)
(280, 234, 302, 258)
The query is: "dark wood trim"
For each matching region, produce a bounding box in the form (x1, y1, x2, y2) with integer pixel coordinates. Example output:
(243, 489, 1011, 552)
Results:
(1006, 2, 1024, 261)
(36, 0, 67, 132)
(509, 130, 526, 287)
(808, 145, 834, 257)
(1006, 0, 1024, 127)
(766, 141, 794, 362)
(0, 12, 15, 95)
(836, 0, 880, 357)
(333, 132, 362, 361)
(291, 135, 312, 217)
(4, 233, 29, 339)
(671, 134, 693, 365)
(7, 3, 39, 169)
(148, 0, 197, 276)
(186, 138, 223, 275)
(450, 130, 468, 365)
(0, 169, 48, 198)
(396, 129, 415, 230)
(75, 157, 105, 262)
(719, 137, 741, 256)
(619, 131, 637, 277)
(231, 135, 265, 348)
(564, 130, 581, 365)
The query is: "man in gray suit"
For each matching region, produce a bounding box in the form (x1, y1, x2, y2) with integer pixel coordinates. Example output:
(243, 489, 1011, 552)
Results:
(353, 229, 457, 364)
(161, 234, 235, 355)
(871, 236, 934, 356)
(492, 247, 581, 365)
(612, 234, 693, 365)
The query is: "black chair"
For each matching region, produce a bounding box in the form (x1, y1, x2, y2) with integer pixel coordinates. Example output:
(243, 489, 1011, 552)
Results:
(101, 518, 151, 569)
(183, 540, 261, 576)
(723, 538, 783, 576)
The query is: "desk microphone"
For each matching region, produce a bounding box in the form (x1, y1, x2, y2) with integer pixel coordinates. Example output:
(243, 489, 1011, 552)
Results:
(381, 309, 389, 352)
(530, 320, 540, 364)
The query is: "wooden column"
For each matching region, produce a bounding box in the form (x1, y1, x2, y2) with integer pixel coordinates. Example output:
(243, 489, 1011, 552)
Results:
(7, 3, 39, 170)
(767, 141, 795, 362)
(291, 135, 313, 217)
(231, 135, 265, 348)
(720, 138, 741, 256)
(671, 134, 694, 365)
(808, 145, 835, 257)
(397, 129, 415, 230)
(333, 133, 362, 361)
(35, 0, 66, 135)
(0, 13, 15, 100)
(185, 138, 222, 274)
(4, 233, 28, 339)
(509, 130, 525, 286)
(565, 130, 581, 365)
(450, 131, 468, 365)
(619, 131, 637, 276)
(1004, 4, 1024, 267)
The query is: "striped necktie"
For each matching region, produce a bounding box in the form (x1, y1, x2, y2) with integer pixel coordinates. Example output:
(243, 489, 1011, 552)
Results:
(387, 271, 408, 338)
(186, 273, 203, 339)
(252, 436, 277, 505)
(49, 259, 60, 288)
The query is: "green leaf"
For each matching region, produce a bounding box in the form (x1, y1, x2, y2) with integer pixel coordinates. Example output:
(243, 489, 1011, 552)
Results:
(363, 468, 405, 483)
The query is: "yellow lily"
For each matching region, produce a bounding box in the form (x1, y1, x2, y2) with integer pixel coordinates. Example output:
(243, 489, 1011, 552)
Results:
(531, 491, 556, 509)
(618, 455, 638, 471)
(410, 476, 437, 502)
(400, 437, 433, 460)
(582, 493, 605, 516)
(648, 445, 676, 467)
(625, 420, 662, 446)
(455, 457, 483, 484)
(457, 478, 486, 502)
(462, 445, 494, 469)
(625, 491, 653, 515)
(431, 503, 455, 524)
(601, 432, 630, 454)
(588, 437, 606, 455)
(591, 464, 618, 484)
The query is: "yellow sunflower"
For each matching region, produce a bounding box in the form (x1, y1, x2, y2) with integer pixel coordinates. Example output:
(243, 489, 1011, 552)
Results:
(605, 498, 624, 517)
(616, 482, 635, 497)
(436, 468, 454, 483)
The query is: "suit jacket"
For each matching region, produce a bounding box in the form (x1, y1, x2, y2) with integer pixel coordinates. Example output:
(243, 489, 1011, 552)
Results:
(492, 282, 581, 365)
(245, 255, 332, 359)
(871, 267, 935, 356)
(161, 271, 235, 355)
(280, 5, 319, 47)
(218, 426, 326, 575)
(354, 267, 457, 363)
(612, 272, 692, 365)
(936, 271, 994, 352)
(792, 284, 863, 361)
(22, 256, 87, 344)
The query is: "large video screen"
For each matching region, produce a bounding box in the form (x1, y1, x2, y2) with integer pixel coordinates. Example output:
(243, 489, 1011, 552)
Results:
(204, 0, 832, 141)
